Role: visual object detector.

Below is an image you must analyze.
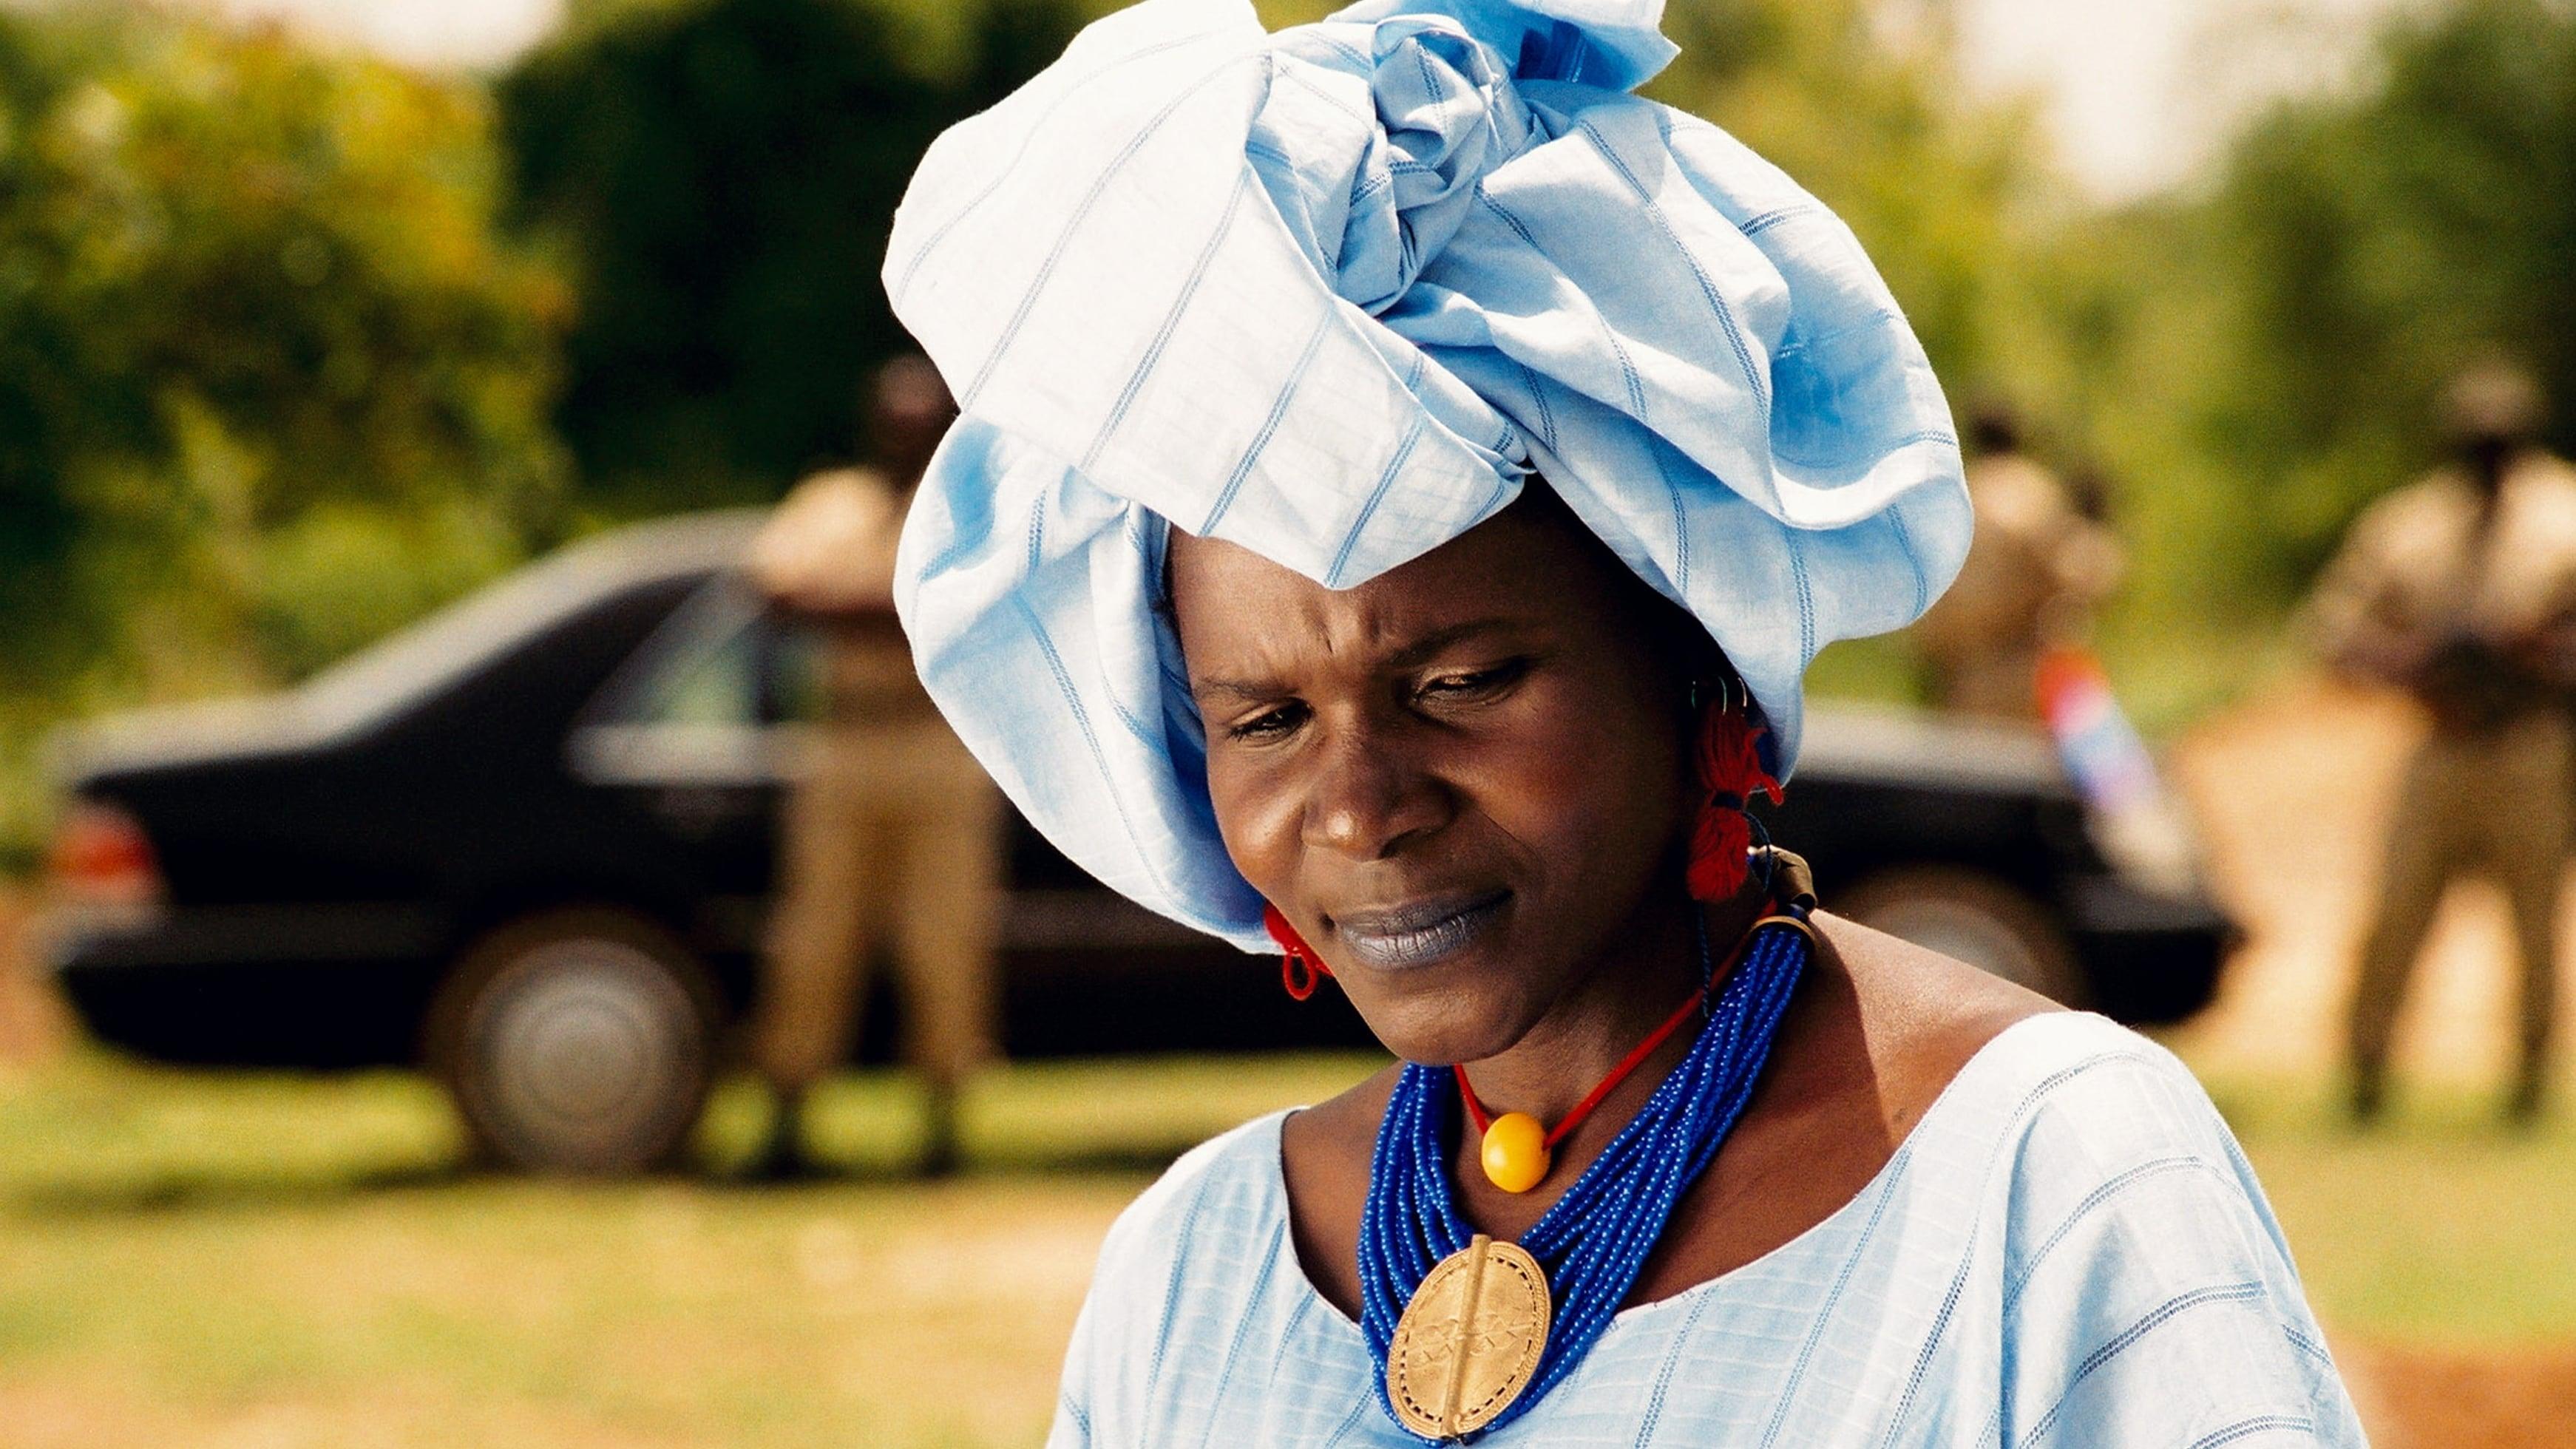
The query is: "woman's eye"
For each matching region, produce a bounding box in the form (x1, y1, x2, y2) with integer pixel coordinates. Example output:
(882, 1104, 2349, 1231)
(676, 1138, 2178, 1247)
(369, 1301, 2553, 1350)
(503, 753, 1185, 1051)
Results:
(1226, 702, 1308, 742)
(1417, 659, 1528, 704)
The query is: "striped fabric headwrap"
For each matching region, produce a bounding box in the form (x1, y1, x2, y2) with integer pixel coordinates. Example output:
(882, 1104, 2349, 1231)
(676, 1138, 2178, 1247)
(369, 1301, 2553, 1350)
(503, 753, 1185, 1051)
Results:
(885, 0, 1971, 951)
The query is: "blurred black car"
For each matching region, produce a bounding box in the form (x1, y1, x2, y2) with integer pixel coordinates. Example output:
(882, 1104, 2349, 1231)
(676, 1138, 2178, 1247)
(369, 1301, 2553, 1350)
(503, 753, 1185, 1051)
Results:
(44, 511, 2231, 1172)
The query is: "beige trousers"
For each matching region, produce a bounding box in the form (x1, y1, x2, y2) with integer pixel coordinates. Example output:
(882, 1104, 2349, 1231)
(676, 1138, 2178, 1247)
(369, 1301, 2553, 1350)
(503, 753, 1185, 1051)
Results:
(752, 720, 1004, 1093)
(2348, 710, 2572, 1095)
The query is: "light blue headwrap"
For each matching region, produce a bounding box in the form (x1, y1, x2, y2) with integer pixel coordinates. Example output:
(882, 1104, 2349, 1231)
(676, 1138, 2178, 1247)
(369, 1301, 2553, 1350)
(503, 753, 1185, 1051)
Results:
(885, 0, 1970, 951)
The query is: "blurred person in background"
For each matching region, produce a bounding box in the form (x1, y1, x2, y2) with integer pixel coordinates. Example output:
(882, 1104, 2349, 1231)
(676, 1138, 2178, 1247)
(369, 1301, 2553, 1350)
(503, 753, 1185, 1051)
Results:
(741, 355, 1000, 1179)
(2312, 362, 2576, 1125)
(1912, 402, 2126, 719)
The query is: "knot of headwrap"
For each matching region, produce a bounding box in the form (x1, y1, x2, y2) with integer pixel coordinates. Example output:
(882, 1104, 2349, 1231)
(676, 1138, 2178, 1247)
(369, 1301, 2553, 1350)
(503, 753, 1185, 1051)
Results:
(1268, 16, 1536, 314)
(884, 0, 1971, 950)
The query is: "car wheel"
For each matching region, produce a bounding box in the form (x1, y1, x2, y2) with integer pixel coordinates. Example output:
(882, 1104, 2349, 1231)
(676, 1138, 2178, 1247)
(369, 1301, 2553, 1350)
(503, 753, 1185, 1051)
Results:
(424, 908, 718, 1175)
(1835, 866, 2087, 1007)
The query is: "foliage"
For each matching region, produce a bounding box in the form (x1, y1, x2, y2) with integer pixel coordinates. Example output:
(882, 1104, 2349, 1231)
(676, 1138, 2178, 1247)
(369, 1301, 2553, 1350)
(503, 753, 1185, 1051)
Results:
(2194, 0, 2576, 588)
(497, 0, 1085, 505)
(0, 5, 569, 860)
(0, 9, 569, 687)
(1695, 0, 2576, 709)
(1981, 0, 2576, 644)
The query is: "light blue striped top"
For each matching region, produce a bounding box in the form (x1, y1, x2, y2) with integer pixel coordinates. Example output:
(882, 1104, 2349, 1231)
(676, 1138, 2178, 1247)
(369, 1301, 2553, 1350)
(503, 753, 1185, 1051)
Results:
(1047, 1013, 2367, 1447)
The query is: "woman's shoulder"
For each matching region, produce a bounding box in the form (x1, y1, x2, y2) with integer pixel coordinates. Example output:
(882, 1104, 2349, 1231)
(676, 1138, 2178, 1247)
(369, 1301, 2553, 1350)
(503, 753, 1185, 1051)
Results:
(1898, 1004, 2307, 1298)
(1902, 1011, 2368, 1442)
(1087, 1110, 1298, 1292)
(1814, 913, 2258, 1218)
(1938, 1007, 2243, 1168)
(1876, 978, 2243, 1192)
(1055, 1110, 1359, 1442)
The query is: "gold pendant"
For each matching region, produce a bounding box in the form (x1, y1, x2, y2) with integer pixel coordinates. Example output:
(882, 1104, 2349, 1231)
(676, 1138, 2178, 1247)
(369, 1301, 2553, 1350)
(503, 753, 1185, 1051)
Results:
(1385, 1235, 1551, 1439)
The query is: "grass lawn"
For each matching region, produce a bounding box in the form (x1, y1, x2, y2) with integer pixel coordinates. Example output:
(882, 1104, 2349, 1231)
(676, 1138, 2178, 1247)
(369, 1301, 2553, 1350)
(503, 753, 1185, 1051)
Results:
(0, 1045, 2569, 1447)
(2198, 1069, 2576, 1348)
(0, 1051, 1380, 1448)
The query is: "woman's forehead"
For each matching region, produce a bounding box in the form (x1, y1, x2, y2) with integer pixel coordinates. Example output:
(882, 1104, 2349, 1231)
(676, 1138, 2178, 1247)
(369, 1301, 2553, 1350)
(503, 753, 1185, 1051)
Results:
(1166, 503, 1619, 665)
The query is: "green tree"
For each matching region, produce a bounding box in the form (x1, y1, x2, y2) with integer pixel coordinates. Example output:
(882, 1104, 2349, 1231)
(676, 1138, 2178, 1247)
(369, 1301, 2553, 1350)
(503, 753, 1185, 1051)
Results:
(0, 7, 569, 689)
(2199, 0, 2576, 587)
(0, 7, 571, 861)
(498, 0, 1085, 504)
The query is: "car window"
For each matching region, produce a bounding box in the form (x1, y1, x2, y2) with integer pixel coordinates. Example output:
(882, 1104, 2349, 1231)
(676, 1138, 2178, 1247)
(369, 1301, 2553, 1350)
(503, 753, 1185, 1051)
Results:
(583, 576, 853, 733)
(648, 617, 761, 727)
(763, 622, 834, 726)
(589, 580, 769, 728)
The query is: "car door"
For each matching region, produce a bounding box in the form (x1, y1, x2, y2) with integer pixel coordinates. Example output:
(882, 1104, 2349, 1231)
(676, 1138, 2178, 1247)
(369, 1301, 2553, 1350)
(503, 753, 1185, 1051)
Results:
(566, 577, 805, 958)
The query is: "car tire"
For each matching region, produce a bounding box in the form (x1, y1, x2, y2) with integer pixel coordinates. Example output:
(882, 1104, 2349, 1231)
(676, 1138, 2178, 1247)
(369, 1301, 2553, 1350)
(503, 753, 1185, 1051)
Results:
(424, 908, 718, 1175)
(1835, 865, 2087, 1008)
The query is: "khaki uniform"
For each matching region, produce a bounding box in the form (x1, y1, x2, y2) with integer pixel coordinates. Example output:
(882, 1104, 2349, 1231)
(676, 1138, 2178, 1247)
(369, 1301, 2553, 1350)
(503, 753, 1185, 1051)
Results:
(745, 469, 1004, 1094)
(1914, 455, 2123, 719)
(2311, 454, 2576, 1105)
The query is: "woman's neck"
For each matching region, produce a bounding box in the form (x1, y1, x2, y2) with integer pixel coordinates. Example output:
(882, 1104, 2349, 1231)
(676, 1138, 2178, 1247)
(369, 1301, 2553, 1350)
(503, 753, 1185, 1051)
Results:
(1460, 883, 1764, 1127)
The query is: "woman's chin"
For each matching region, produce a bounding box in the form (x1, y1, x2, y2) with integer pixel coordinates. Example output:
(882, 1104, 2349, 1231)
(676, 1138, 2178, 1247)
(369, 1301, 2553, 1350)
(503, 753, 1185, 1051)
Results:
(1345, 980, 1542, 1068)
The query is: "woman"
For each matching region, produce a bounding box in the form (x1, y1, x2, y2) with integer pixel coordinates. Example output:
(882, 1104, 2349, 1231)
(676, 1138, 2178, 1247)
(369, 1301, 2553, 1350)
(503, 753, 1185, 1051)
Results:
(884, 0, 2365, 1442)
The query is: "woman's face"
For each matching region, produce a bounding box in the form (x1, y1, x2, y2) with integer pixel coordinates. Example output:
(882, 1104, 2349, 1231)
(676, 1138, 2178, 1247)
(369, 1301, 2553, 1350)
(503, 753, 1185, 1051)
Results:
(1167, 495, 1701, 1066)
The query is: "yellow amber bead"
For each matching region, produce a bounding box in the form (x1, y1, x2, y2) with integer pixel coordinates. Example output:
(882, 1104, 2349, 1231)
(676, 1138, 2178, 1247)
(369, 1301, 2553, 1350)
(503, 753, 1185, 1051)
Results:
(1479, 1112, 1551, 1194)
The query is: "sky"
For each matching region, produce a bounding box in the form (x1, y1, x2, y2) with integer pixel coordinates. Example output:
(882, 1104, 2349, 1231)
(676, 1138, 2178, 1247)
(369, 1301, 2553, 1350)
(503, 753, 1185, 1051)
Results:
(1955, 0, 2397, 196)
(198, 0, 2402, 200)
(210, 0, 566, 69)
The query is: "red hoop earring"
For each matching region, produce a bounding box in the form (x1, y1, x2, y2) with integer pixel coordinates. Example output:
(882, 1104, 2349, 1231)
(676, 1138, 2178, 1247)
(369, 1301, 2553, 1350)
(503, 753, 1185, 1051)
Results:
(1264, 903, 1331, 1001)
(1686, 688, 1783, 902)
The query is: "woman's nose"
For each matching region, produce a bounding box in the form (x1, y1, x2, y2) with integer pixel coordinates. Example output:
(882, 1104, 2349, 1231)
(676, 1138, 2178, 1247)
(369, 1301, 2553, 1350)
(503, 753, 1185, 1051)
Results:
(1301, 722, 1450, 861)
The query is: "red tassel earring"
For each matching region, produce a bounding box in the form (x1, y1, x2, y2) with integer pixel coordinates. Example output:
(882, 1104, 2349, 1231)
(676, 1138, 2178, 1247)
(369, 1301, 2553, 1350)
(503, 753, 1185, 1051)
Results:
(1685, 683, 1783, 902)
(1264, 903, 1332, 1001)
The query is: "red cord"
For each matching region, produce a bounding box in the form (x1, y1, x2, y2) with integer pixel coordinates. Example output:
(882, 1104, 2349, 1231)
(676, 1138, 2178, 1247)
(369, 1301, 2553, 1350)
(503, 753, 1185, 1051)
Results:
(1456, 914, 1764, 1149)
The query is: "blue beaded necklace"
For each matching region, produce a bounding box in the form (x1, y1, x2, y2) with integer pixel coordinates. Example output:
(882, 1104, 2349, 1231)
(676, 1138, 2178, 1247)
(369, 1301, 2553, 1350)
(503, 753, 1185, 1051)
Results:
(1358, 901, 1813, 1442)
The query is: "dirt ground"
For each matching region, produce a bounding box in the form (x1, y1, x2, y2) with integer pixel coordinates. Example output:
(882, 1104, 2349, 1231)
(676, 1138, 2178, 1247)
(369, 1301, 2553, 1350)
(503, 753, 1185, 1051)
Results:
(2343, 1340, 2576, 1449)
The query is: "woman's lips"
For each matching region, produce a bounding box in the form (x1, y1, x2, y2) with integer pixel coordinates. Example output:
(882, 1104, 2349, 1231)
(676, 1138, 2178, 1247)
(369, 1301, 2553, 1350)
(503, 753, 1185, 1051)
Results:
(1328, 890, 1511, 970)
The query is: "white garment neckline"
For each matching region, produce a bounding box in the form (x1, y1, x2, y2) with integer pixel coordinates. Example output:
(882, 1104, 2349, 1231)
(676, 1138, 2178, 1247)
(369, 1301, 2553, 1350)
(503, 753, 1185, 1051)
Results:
(1266, 1009, 2089, 1342)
